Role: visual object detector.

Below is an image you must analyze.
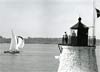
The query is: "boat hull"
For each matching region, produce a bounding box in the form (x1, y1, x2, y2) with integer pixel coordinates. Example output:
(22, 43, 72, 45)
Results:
(4, 50, 20, 54)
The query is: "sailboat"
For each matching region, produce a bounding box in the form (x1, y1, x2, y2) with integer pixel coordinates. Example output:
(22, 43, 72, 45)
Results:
(4, 30, 24, 54)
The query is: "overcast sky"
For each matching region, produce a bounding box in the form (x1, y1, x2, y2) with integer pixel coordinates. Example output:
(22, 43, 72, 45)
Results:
(0, 0, 100, 38)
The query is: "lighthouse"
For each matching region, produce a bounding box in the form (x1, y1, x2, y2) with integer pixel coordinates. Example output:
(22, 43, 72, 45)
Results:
(57, 17, 98, 72)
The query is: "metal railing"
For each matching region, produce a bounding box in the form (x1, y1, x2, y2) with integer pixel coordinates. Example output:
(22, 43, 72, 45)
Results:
(61, 35, 96, 47)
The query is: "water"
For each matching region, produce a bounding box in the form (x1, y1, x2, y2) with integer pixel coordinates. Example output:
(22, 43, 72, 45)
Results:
(0, 44, 100, 72)
(0, 44, 59, 72)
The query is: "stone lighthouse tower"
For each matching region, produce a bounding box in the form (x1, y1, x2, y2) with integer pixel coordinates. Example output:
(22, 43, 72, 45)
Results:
(57, 17, 98, 72)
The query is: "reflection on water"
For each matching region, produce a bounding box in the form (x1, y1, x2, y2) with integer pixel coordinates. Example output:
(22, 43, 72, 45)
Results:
(0, 44, 100, 72)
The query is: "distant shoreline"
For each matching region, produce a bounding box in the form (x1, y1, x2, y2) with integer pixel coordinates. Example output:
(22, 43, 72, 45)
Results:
(0, 37, 100, 45)
(0, 37, 62, 44)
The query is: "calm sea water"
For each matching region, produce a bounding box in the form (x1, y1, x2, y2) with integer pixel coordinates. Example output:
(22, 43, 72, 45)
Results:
(0, 44, 59, 72)
(0, 44, 100, 72)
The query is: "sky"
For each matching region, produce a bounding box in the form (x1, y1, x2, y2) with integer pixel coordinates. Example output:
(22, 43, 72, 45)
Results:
(0, 0, 100, 38)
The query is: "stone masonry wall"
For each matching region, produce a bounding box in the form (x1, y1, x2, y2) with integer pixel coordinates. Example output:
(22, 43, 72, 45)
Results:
(57, 46, 98, 72)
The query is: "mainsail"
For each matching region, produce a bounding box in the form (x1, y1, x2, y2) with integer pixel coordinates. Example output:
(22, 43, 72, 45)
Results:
(9, 30, 17, 51)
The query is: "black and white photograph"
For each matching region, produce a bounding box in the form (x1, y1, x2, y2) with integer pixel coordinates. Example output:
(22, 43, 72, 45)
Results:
(0, 0, 100, 72)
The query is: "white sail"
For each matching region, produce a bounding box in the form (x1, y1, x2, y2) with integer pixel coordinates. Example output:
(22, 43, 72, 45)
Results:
(16, 36, 24, 50)
(9, 30, 24, 51)
(9, 30, 17, 51)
